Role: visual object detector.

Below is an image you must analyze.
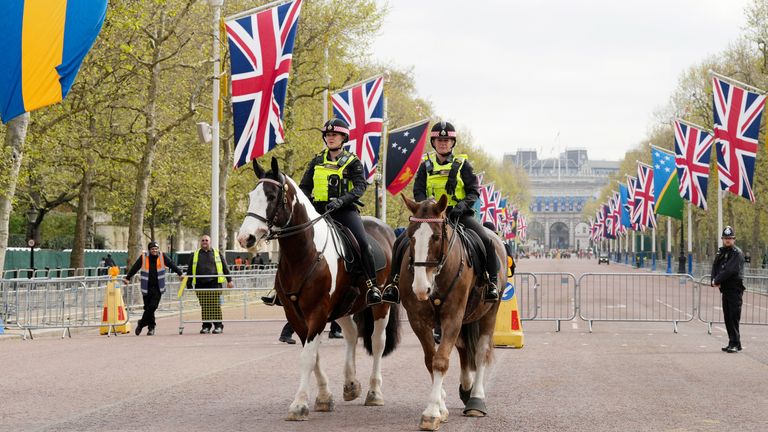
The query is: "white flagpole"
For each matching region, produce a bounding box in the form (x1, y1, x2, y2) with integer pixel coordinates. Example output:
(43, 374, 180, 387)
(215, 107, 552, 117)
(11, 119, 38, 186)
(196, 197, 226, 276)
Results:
(322, 43, 329, 123)
(687, 202, 692, 252)
(718, 186, 723, 248)
(667, 217, 672, 273)
(652, 227, 656, 270)
(380, 95, 388, 222)
(210, 0, 223, 250)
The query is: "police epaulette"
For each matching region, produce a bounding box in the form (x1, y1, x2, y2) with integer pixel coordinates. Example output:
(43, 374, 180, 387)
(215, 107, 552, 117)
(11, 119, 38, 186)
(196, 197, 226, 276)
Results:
(337, 151, 352, 166)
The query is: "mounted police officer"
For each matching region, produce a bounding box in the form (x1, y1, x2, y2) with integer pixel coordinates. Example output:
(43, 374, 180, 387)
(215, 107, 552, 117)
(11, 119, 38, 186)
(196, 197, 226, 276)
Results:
(381, 121, 500, 304)
(711, 226, 746, 353)
(298, 118, 382, 305)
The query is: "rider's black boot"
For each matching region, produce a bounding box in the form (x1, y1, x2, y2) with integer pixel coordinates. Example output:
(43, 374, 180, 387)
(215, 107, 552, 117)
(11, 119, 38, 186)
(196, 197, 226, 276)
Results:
(260, 290, 282, 306)
(484, 275, 500, 303)
(381, 274, 400, 304)
(365, 279, 382, 305)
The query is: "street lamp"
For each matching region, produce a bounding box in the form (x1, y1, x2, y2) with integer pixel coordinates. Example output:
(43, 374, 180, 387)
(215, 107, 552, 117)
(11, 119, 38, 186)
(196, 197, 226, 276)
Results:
(26, 206, 39, 277)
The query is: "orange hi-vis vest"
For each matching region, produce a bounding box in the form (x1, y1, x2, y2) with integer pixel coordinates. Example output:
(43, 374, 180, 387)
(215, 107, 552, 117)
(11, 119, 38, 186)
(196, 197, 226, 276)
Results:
(139, 252, 166, 294)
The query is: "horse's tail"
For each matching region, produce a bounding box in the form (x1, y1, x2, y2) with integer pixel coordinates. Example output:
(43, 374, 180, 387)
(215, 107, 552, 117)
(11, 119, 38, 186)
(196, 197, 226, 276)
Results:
(460, 320, 481, 371)
(360, 304, 401, 357)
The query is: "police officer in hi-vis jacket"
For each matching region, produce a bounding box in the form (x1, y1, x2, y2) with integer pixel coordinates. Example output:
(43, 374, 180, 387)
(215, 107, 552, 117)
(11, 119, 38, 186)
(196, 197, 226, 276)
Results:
(381, 120, 500, 304)
(291, 118, 381, 305)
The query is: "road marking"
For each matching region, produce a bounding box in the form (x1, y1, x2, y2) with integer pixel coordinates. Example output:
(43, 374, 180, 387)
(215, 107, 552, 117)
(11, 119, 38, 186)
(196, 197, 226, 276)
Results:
(655, 299, 693, 319)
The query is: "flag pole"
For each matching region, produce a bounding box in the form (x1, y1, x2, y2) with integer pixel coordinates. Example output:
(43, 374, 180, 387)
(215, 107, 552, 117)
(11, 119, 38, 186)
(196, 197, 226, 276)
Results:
(651, 227, 656, 271)
(380, 95, 388, 222)
(709, 70, 767, 95)
(718, 183, 723, 248)
(687, 202, 692, 274)
(333, 73, 386, 94)
(210, 0, 223, 250)
(322, 41, 329, 123)
(225, 0, 292, 21)
(666, 217, 672, 273)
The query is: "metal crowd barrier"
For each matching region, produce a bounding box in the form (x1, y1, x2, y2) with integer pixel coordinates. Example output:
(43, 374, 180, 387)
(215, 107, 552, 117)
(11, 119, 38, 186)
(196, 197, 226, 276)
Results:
(578, 273, 696, 333)
(8, 276, 130, 339)
(176, 270, 277, 334)
(525, 272, 578, 331)
(513, 272, 537, 321)
(697, 276, 768, 334)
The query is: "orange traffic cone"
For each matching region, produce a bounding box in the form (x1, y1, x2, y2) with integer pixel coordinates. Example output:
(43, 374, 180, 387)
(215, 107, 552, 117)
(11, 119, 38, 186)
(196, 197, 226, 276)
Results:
(100, 266, 132, 335)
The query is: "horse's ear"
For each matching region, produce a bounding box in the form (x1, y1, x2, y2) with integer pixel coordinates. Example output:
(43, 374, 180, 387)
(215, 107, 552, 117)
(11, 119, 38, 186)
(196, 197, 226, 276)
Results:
(436, 195, 448, 214)
(401, 194, 419, 214)
(271, 156, 280, 177)
(253, 159, 265, 179)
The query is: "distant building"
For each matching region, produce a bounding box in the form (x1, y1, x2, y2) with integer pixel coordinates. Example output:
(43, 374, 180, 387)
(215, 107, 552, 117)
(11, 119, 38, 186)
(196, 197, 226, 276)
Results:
(504, 148, 619, 250)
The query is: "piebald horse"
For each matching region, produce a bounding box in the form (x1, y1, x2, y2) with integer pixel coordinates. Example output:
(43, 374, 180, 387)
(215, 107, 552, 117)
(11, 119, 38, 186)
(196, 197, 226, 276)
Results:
(398, 194, 503, 431)
(236, 157, 400, 421)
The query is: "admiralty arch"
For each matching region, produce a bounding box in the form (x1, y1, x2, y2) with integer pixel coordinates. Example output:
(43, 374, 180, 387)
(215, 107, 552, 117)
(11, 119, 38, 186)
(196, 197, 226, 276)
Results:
(504, 148, 620, 251)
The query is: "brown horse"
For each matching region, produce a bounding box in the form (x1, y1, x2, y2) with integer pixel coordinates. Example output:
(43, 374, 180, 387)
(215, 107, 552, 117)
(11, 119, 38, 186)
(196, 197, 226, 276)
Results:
(236, 157, 400, 421)
(397, 194, 503, 431)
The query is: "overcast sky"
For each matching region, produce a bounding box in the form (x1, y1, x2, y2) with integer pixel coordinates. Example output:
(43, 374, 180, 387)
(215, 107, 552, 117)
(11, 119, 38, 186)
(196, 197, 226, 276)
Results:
(371, 0, 753, 161)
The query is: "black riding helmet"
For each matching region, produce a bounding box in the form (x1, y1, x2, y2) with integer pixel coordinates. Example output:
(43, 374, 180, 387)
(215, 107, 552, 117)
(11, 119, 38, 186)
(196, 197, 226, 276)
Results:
(430, 121, 457, 150)
(322, 118, 350, 145)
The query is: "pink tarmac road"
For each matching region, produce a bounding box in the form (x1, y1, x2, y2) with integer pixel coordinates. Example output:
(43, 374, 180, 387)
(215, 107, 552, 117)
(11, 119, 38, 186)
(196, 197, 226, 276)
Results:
(2, 257, 767, 431)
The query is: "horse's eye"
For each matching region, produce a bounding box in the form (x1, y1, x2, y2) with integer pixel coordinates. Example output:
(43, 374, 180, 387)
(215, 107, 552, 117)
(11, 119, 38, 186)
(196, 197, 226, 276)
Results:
(431, 234, 440, 241)
(266, 194, 275, 201)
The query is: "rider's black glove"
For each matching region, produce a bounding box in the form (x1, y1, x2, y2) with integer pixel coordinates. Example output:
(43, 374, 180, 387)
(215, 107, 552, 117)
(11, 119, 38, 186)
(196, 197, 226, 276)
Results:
(449, 201, 468, 220)
(326, 198, 343, 213)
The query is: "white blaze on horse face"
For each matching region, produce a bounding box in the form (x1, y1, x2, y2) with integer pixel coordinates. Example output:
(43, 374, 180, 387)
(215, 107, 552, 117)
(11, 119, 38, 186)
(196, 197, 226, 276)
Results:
(412, 224, 434, 301)
(236, 186, 269, 248)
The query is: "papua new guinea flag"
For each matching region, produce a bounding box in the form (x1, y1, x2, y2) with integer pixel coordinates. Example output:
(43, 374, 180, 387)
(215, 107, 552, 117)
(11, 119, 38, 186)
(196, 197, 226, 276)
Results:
(385, 119, 429, 195)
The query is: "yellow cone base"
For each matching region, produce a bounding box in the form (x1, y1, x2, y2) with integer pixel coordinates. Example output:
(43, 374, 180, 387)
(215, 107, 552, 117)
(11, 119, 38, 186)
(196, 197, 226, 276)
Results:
(100, 278, 132, 335)
(493, 284, 524, 348)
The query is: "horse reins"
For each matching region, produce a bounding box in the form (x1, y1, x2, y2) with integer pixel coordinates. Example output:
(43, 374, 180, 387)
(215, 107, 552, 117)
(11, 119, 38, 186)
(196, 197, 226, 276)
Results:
(245, 177, 331, 241)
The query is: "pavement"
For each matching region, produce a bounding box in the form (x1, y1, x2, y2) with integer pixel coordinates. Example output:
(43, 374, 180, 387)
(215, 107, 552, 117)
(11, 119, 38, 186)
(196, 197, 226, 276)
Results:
(1, 257, 767, 432)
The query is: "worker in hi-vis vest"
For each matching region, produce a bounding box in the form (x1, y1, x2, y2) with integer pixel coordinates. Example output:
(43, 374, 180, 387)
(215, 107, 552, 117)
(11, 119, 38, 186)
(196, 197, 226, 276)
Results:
(124, 241, 183, 336)
(186, 235, 233, 334)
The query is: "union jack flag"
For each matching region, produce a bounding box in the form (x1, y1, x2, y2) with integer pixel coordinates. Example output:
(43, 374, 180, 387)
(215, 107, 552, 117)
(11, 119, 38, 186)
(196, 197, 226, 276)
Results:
(516, 214, 527, 242)
(673, 120, 714, 209)
(625, 175, 641, 231)
(479, 184, 496, 225)
(226, 0, 303, 168)
(332, 76, 384, 181)
(595, 208, 604, 240)
(712, 76, 766, 202)
(632, 163, 657, 229)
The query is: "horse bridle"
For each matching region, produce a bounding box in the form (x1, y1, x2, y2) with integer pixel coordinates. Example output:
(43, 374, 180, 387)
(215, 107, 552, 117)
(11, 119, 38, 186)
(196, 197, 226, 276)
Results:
(408, 216, 458, 275)
(245, 177, 330, 240)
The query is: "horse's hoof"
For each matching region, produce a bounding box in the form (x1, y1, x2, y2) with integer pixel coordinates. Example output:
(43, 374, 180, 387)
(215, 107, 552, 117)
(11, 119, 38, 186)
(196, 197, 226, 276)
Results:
(462, 397, 487, 417)
(459, 384, 473, 405)
(285, 404, 309, 421)
(440, 410, 449, 422)
(364, 390, 384, 406)
(419, 415, 441, 431)
(314, 395, 335, 412)
(343, 381, 361, 401)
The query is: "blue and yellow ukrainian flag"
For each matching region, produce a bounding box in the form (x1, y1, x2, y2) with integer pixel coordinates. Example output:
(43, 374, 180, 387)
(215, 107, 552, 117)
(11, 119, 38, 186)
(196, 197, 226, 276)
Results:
(0, 0, 107, 123)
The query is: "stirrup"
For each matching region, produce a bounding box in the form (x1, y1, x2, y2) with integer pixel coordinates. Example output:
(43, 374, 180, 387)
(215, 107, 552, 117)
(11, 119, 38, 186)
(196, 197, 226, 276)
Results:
(381, 283, 400, 304)
(365, 279, 382, 305)
(261, 290, 281, 306)
(484, 281, 499, 303)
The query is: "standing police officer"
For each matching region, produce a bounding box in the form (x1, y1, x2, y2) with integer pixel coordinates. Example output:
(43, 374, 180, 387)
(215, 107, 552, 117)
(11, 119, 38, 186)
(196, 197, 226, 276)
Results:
(299, 118, 382, 305)
(711, 226, 745, 353)
(381, 121, 500, 304)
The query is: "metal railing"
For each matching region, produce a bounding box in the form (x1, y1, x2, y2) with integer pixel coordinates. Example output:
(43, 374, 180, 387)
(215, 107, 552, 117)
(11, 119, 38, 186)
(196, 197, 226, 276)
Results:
(697, 275, 768, 334)
(577, 273, 696, 333)
(177, 270, 277, 334)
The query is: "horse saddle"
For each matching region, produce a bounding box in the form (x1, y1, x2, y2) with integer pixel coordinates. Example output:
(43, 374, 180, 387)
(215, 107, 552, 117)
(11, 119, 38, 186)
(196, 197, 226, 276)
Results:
(329, 223, 386, 274)
(456, 224, 487, 272)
